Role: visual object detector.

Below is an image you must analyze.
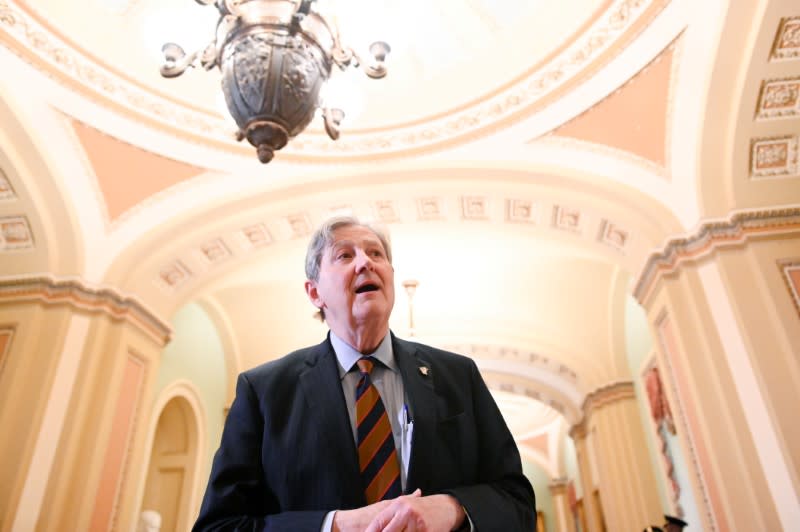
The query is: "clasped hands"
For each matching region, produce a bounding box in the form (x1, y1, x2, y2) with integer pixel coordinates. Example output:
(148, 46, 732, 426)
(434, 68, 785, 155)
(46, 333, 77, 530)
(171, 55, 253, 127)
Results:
(332, 489, 466, 532)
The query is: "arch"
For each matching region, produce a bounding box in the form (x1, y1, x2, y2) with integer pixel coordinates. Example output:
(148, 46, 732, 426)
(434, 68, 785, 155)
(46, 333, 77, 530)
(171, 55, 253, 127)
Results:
(195, 294, 242, 408)
(0, 72, 86, 276)
(133, 380, 206, 532)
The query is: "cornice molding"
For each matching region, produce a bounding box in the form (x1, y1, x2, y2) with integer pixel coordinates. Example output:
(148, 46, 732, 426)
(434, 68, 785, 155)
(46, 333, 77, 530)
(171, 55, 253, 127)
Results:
(634, 207, 800, 304)
(582, 380, 636, 413)
(548, 477, 570, 494)
(0, 274, 171, 345)
(569, 381, 636, 438)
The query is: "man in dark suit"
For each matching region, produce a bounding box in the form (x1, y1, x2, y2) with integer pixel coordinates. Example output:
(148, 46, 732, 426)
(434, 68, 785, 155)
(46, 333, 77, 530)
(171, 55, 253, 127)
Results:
(194, 216, 536, 531)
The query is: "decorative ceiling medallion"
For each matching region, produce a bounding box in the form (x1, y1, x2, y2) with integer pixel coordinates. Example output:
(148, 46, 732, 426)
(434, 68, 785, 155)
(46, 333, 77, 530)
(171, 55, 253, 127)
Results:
(506, 199, 538, 224)
(0, 215, 33, 250)
(597, 219, 630, 252)
(0, 169, 15, 200)
(750, 136, 799, 178)
(374, 200, 400, 224)
(756, 78, 800, 119)
(199, 238, 231, 264)
(286, 213, 312, 238)
(239, 223, 273, 249)
(778, 259, 800, 318)
(552, 205, 582, 233)
(157, 260, 192, 291)
(416, 197, 444, 221)
(461, 196, 489, 220)
(770, 16, 800, 61)
(0, 0, 661, 158)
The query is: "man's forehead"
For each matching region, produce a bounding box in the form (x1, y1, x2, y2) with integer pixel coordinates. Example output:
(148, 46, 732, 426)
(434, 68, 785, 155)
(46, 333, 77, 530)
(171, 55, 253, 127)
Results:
(329, 226, 383, 246)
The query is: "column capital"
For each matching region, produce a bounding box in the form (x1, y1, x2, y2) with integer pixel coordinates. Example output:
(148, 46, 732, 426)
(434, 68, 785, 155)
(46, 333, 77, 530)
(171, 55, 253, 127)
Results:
(548, 476, 569, 495)
(633, 207, 800, 305)
(0, 274, 172, 345)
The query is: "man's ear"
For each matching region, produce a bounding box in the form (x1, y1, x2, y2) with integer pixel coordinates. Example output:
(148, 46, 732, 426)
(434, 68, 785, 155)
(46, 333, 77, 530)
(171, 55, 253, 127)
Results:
(305, 280, 322, 308)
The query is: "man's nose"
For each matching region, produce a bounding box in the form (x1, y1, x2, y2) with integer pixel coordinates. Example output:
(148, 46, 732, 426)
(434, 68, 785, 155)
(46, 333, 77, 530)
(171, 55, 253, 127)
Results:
(354, 249, 374, 272)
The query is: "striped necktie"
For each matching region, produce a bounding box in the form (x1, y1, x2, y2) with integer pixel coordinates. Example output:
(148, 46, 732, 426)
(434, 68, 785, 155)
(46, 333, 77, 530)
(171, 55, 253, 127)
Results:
(355, 357, 401, 503)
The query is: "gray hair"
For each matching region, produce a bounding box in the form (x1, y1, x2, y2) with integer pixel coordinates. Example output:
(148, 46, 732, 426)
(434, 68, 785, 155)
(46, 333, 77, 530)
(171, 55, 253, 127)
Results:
(304, 216, 392, 281)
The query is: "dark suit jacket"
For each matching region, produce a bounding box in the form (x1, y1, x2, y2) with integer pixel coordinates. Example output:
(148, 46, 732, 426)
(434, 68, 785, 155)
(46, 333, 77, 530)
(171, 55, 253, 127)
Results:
(194, 334, 536, 531)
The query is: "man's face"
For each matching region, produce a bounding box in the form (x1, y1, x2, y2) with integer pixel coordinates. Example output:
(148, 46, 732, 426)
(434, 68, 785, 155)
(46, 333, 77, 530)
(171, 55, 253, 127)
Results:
(305, 225, 395, 333)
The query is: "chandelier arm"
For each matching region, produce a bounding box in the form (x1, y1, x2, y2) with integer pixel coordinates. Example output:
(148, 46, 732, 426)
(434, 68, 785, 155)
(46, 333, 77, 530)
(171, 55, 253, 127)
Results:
(160, 46, 201, 78)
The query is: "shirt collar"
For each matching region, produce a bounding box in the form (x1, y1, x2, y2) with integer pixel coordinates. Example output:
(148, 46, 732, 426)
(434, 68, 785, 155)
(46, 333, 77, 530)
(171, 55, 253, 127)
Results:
(330, 330, 396, 380)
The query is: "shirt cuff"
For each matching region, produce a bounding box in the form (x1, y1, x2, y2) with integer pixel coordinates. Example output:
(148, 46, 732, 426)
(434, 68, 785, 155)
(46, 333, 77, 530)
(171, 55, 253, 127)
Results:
(460, 505, 475, 532)
(321, 510, 336, 532)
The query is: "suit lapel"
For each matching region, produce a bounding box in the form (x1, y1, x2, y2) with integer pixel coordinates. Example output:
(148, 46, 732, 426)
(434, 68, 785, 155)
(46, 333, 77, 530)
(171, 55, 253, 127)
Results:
(393, 336, 438, 495)
(298, 339, 364, 506)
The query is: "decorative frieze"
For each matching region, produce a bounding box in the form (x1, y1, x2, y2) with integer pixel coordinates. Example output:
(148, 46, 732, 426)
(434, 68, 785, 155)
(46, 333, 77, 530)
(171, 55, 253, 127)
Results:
(157, 260, 192, 291)
(286, 213, 312, 238)
(552, 205, 583, 233)
(771, 16, 800, 61)
(239, 223, 273, 249)
(756, 78, 800, 119)
(416, 197, 444, 221)
(750, 136, 798, 178)
(0, 216, 33, 250)
(198, 238, 231, 264)
(374, 200, 400, 223)
(597, 219, 630, 252)
(506, 199, 538, 224)
(461, 196, 489, 220)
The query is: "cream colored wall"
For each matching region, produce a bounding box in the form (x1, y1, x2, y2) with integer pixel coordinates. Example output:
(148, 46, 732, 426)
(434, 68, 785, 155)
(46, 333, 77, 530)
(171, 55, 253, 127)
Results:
(646, 263, 784, 531)
(0, 302, 72, 532)
(714, 235, 800, 490)
(30, 312, 164, 531)
(586, 392, 662, 531)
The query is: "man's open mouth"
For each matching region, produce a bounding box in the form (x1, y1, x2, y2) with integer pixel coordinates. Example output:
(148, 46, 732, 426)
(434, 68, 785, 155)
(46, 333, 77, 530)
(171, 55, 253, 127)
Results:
(355, 284, 379, 294)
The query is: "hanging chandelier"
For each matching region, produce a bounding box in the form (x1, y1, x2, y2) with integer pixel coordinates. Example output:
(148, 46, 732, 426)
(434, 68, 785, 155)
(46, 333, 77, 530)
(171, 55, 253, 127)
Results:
(160, 0, 390, 163)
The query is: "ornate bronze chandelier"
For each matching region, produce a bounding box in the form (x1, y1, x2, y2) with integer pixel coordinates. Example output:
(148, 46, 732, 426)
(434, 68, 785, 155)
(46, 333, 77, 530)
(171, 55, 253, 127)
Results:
(160, 0, 389, 163)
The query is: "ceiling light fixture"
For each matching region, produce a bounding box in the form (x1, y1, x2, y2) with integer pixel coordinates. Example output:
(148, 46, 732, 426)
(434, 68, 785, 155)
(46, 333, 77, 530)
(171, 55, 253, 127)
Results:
(160, 0, 389, 163)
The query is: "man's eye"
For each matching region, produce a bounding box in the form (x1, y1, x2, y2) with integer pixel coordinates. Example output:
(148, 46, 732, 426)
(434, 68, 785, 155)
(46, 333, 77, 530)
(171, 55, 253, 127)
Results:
(336, 252, 352, 260)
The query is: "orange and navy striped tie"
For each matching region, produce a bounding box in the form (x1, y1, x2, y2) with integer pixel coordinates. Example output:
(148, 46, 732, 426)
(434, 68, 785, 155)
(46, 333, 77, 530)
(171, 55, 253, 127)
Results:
(355, 357, 402, 503)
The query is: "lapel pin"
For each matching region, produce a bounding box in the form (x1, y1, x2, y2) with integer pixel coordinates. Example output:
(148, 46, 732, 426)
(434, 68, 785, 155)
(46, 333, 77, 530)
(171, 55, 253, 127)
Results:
(419, 366, 430, 376)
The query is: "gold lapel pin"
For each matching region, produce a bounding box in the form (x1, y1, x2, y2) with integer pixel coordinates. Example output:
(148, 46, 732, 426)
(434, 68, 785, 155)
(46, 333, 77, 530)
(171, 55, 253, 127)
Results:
(419, 366, 429, 376)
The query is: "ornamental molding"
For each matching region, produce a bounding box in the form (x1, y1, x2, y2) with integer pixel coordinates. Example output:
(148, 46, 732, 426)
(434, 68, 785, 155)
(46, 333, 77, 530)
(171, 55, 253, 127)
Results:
(582, 380, 636, 414)
(750, 135, 799, 178)
(778, 258, 800, 318)
(0, 274, 171, 345)
(633, 207, 800, 304)
(756, 77, 800, 120)
(569, 381, 636, 437)
(548, 477, 570, 494)
(0, 0, 665, 159)
(770, 16, 800, 62)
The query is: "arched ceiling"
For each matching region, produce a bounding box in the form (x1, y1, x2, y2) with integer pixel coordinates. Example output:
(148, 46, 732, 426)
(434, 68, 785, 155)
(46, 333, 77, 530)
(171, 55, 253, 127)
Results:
(1, 0, 799, 452)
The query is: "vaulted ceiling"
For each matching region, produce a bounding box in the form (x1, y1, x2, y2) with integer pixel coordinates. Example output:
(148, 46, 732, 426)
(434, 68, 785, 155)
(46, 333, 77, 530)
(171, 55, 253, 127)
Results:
(1, 0, 798, 466)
